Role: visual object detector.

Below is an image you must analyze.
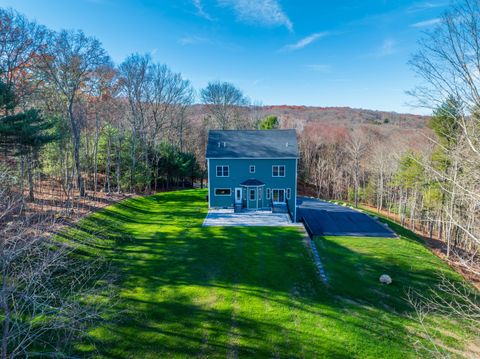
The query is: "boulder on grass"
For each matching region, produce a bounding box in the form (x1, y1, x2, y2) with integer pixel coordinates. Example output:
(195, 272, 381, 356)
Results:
(379, 274, 392, 285)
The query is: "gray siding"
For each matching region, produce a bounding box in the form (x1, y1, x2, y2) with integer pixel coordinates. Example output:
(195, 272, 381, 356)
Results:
(208, 158, 297, 220)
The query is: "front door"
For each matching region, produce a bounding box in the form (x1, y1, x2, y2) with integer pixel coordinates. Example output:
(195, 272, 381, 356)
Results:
(235, 187, 242, 204)
(272, 189, 285, 203)
(248, 187, 257, 209)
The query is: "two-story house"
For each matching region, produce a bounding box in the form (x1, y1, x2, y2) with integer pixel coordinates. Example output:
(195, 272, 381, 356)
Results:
(206, 129, 299, 221)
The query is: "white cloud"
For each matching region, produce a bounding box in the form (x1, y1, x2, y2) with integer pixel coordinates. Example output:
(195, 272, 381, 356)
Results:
(410, 18, 441, 28)
(307, 64, 332, 73)
(192, 0, 213, 20)
(378, 39, 396, 56)
(282, 32, 328, 51)
(179, 35, 211, 45)
(218, 0, 293, 31)
(407, 1, 447, 12)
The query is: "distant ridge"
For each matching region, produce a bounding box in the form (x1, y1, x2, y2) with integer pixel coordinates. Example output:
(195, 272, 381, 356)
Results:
(190, 104, 430, 129)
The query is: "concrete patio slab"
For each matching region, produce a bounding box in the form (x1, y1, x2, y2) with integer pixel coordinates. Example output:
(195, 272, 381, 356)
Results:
(203, 209, 299, 227)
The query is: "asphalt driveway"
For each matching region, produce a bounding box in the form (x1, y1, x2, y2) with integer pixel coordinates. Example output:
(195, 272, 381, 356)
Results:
(297, 197, 396, 237)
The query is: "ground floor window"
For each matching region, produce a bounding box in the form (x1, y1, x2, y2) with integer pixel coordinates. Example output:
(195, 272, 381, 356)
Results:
(249, 188, 256, 200)
(272, 189, 285, 203)
(286, 188, 291, 199)
(215, 188, 231, 196)
(266, 188, 271, 199)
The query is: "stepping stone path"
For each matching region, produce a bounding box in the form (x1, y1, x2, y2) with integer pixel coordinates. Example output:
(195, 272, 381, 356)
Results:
(308, 237, 328, 284)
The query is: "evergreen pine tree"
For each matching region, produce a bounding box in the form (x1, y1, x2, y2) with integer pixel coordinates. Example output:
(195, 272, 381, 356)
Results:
(0, 79, 57, 200)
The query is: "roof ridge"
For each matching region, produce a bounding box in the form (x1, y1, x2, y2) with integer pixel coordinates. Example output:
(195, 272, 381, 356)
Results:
(208, 129, 296, 132)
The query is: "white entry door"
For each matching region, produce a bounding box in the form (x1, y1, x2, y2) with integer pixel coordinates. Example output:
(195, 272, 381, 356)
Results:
(235, 188, 242, 204)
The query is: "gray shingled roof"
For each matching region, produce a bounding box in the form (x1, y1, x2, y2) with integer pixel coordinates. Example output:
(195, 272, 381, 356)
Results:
(206, 129, 298, 158)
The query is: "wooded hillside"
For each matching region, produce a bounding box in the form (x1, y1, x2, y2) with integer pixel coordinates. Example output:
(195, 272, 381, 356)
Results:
(1, 2, 479, 356)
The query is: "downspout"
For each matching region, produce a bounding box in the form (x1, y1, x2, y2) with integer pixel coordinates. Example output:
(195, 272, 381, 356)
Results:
(293, 158, 298, 223)
(207, 158, 211, 208)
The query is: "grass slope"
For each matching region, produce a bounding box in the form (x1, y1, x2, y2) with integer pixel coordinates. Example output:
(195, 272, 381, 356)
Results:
(65, 189, 471, 358)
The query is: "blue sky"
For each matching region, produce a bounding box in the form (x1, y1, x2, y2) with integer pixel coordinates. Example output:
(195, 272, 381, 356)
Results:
(0, 0, 448, 114)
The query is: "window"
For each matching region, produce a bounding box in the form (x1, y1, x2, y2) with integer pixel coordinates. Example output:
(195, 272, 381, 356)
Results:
(272, 189, 285, 203)
(216, 165, 229, 177)
(249, 165, 255, 173)
(266, 188, 271, 199)
(215, 188, 231, 196)
(272, 165, 285, 177)
(286, 188, 291, 200)
(235, 188, 242, 202)
(249, 188, 256, 200)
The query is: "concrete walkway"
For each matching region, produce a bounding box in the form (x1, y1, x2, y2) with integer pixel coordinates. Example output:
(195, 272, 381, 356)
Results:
(203, 209, 298, 227)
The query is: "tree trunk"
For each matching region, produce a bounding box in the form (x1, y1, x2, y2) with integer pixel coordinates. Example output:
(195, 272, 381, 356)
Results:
(19, 156, 25, 207)
(116, 134, 122, 194)
(106, 135, 111, 194)
(130, 126, 137, 193)
(93, 113, 100, 195)
(68, 104, 85, 197)
(27, 153, 34, 202)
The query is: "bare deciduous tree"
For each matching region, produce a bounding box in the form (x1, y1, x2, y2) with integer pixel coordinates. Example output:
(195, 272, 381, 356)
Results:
(410, 0, 480, 250)
(200, 81, 249, 130)
(36, 29, 111, 197)
(118, 53, 150, 192)
(346, 129, 367, 208)
(0, 8, 47, 113)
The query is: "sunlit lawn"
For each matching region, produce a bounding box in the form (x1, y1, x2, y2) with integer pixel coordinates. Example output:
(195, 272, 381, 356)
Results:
(65, 189, 472, 358)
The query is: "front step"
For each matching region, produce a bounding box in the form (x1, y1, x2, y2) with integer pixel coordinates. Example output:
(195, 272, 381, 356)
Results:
(272, 203, 288, 213)
(234, 204, 243, 213)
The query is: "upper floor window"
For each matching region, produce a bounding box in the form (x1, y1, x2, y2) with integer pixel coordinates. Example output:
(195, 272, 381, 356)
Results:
(272, 165, 285, 177)
(249, 165, 255, 173)
(216, 165, 229, 177)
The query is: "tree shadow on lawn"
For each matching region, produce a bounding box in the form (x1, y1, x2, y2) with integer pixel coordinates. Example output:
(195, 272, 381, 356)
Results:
(316, 236, 459, 309)
(67, 191, 463, 357)
(88, 297, 351, 358)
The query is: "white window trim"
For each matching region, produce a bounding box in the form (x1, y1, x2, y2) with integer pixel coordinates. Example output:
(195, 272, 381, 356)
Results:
(272, 165, 286, 177)
(266, 188, 271, 200)
(216, 165, 229, 177)
(214, 188, 232, 196)
(286, 188, 291, 200)
(249, 165, 255, 173)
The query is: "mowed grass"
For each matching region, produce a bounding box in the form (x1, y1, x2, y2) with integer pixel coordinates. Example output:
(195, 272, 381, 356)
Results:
(64, 189, 473, 358)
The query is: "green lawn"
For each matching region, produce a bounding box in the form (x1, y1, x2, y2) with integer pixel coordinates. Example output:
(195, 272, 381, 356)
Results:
(65, 189, 473, 358)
